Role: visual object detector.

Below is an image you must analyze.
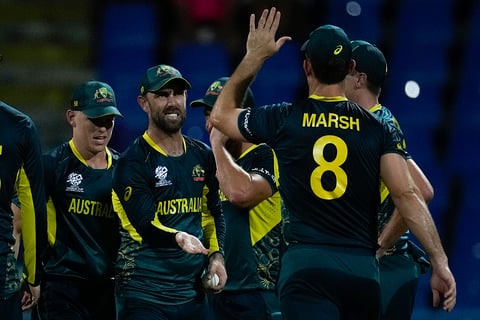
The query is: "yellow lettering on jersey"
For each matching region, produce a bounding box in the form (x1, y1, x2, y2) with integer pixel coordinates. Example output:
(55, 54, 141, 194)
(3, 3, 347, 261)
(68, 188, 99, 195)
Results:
(169, 200, 178, 214)
(0, 145, 2, 155)
(156, 197, 202, 216)
(302, 113, 360, 131)
(67, 198, 114, 218)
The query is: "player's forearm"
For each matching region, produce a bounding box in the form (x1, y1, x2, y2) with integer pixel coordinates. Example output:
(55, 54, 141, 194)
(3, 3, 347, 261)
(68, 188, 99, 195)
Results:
(233, 54, 265, 85)
(377, 208, 408, 251)
(407, 159, 434, 203)
(227, 54, 266, 108)
(394, 191, 448, 266)
(210, 55, 262, 140)
(212, 211, 226, 255)
(212, 143, 253, 207)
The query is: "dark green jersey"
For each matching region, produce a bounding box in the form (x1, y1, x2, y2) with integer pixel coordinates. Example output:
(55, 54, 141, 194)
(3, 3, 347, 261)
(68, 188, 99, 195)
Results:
(43, 140, 120, 280)
(371, 104, 411, 253)
(222, 143, 282, 291)
(238, 96, 407, 251)
(0, 101, 46, 294)
(112, 133, 225, 305)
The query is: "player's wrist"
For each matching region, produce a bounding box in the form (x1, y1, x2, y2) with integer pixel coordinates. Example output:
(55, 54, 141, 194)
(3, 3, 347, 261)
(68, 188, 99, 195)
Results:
(209, 251, 225, 264)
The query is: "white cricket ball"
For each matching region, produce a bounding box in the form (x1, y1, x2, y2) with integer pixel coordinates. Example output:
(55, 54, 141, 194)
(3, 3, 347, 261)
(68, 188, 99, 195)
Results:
(206, 273, 219, 287)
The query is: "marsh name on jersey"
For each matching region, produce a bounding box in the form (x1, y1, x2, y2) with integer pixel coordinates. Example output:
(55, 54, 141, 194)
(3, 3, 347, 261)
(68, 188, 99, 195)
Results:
(302, 113, 360, 131)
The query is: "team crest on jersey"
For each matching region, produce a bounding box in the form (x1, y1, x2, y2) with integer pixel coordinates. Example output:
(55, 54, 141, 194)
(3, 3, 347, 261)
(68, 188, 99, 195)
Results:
(155, 165, 172, 187)
(192, 164, 205, 182)
(66, 172, 84, 193)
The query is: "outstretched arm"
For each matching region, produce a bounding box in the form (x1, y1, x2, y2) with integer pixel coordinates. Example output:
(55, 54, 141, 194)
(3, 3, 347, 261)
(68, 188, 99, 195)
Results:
(210, 7, 291, 140)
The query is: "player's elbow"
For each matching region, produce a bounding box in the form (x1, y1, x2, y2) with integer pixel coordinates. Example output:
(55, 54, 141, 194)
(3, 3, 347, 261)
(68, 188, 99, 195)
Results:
(209, 107, 222, 129)
(226, 190, 252, 208)
(420, 184, 434, 204)
(227, 184, 270, 208)
(209, 112, 219, 127)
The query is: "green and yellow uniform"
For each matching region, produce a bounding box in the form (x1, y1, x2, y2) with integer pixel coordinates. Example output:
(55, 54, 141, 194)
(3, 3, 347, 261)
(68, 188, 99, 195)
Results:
(238, 96, 407, 320)
(0, 103, 46, 287)
(209, 143, 282, 320)
(42, 140, 120, 278)
(372, 104, 430, 320)
(112, 133, 225, 308)
(40, 140, 120, 319)
(0, 101, 46, 319)
(221, 144, 281, 291)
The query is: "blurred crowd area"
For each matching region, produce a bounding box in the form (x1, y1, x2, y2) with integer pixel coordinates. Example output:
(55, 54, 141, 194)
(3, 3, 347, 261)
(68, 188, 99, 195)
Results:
(1, 1, 480, 319)
(0, 0, 326, 149)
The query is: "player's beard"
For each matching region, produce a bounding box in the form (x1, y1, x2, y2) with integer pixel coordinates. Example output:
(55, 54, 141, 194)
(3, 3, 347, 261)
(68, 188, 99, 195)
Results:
(152, 108, 186, 134)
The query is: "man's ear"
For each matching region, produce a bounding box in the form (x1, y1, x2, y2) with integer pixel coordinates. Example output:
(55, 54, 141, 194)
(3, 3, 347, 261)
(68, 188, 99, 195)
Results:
(347, 59, 356, 76)
(303, 59, 313, 77)
(137, 95, 149, 112)
(349, 59, 357, 74)
(66, 110, 75, 127)
(356, 72, 368, 88)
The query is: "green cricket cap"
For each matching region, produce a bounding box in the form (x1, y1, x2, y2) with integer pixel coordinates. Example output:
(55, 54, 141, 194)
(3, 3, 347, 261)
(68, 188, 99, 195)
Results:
(140, 64, 191, 95)
(301, 24, 352, 67)
(70, 81, 122, 118)
(190, 77, 256, 110)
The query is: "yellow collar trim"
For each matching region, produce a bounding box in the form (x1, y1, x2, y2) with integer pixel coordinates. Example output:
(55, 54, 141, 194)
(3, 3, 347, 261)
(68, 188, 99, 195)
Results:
(69, 139, 112, 168)
(237, 144, 260, 160)
(369, 103, 382, 113)
(309, 95, 348, 102)
(142, 132, 186, 156)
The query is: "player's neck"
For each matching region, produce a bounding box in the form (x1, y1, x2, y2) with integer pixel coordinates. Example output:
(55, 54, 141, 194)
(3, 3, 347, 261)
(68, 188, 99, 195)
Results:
(147, 128, 184, 156)
(357, 92, 379, 111)
(85, 152, 108, 169)
(71, 139, 108, 169)
(309, 81, 346, 98)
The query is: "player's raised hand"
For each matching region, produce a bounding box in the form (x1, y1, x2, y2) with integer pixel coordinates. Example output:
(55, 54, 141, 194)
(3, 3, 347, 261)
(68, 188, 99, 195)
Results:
(246, 7, 291, 61)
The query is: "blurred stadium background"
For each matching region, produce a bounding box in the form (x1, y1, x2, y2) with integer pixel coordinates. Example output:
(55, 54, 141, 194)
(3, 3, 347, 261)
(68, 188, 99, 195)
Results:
(1, 0, 479, 319)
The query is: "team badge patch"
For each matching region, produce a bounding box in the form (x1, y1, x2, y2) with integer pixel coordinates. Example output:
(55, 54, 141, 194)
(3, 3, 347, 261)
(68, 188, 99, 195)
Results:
(66, 172, 84, 192)
(93, 86, 114, 104)
(156, 65, 180, 78)
(155, 165, 172, 187)
(192, 164, 205, 182)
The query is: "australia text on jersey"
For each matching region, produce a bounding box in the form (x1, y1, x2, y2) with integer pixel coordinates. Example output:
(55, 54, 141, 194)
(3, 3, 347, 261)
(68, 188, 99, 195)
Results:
(302, 113, 360, 131)
(68, 198, 115, 218)
(155, 196, 202, 216)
